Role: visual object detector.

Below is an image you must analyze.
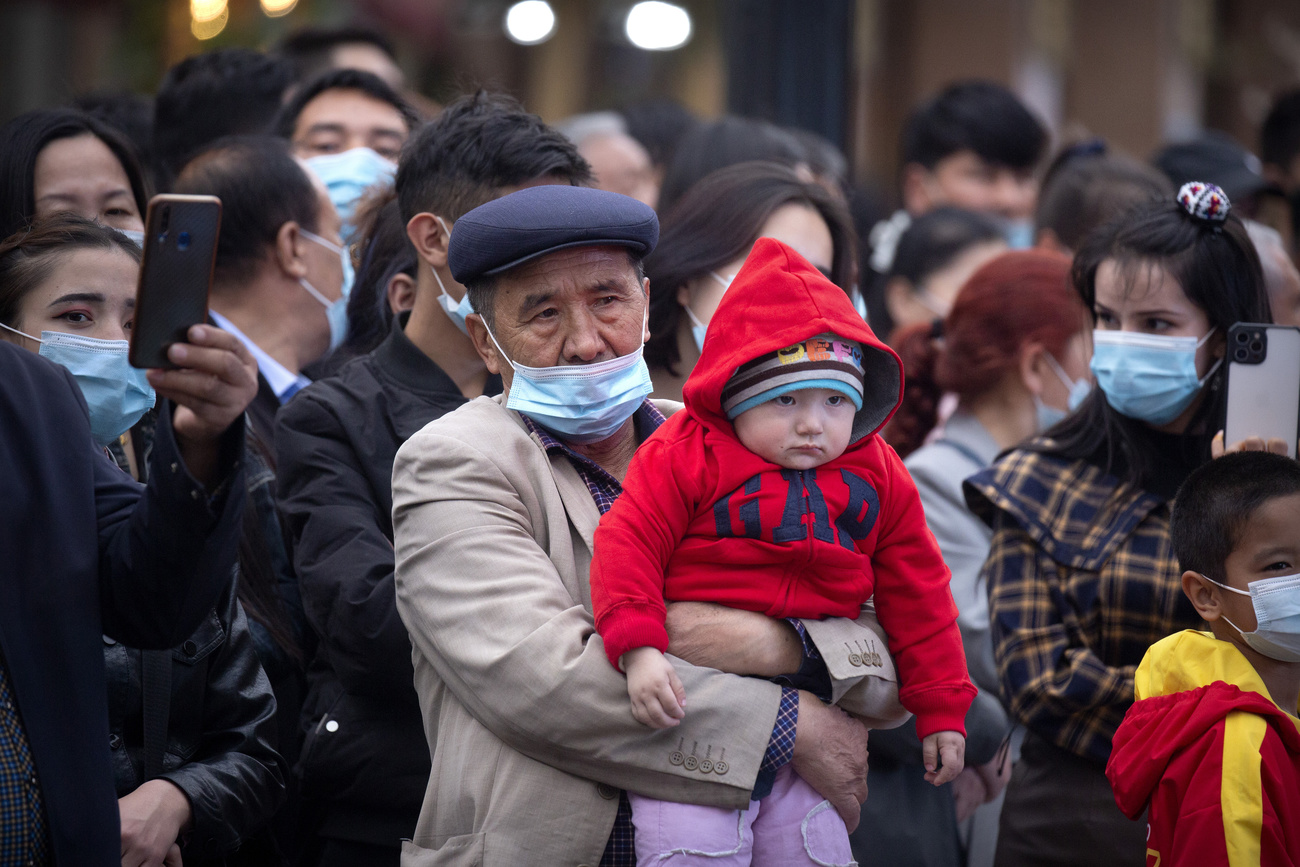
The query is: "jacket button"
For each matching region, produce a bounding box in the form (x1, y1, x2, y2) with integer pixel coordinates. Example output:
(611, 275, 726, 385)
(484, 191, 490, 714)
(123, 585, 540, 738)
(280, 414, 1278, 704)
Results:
(714, 761, 729, 775)
(325, 719, 340, 733)
(109, 734, 123, 750)
(848, 653, 862, 667)
(699, 759, 713, 773)
(668, 751, 684, 766)
(182, 640, 198, 656)
(596, 783, 618, 800)
(683, 756, 699, 771)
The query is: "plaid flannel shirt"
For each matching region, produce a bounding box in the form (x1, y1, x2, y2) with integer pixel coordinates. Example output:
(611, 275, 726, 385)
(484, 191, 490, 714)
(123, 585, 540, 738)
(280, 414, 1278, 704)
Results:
(964, 444, 1200, 765)
(522, 403, 798, 867)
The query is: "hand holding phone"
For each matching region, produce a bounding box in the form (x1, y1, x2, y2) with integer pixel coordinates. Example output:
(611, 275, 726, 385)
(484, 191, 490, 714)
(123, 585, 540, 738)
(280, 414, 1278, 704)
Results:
(129, 194, 221, 369)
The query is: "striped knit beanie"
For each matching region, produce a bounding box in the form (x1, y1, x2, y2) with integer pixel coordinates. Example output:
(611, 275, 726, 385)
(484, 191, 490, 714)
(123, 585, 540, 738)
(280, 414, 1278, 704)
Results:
(721, 333, 865, 419)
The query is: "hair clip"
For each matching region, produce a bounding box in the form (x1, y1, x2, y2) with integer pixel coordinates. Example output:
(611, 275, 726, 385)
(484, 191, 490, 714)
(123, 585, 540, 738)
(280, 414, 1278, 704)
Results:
(1177, 181, 1231, 226)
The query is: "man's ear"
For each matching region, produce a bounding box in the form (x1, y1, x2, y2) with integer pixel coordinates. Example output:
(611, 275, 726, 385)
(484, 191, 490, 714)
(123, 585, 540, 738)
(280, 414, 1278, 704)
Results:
(386, 272, 417, 315)
(275, 221, 309, 280)
(465, 312, 503, 377)
(406, 212, 450, 268)
(642, 276, 652, 342)
(884, 276, 919, 326)
(901, 163, 939, 215)
(1181, 569, 1222, 621)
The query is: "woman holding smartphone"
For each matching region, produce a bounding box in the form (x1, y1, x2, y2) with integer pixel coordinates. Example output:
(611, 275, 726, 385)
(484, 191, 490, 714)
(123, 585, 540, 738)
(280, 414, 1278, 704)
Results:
(0, 216, 286, 866)
(964, 183, 1272, 867)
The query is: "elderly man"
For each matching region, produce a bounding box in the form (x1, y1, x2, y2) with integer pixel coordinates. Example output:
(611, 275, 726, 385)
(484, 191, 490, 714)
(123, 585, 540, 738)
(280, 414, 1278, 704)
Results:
(392, 185, 904, 865)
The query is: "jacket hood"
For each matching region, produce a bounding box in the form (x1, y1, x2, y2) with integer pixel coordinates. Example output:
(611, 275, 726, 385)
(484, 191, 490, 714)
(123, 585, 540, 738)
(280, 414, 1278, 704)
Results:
(1107, 630, 1300, 817)
(681, 237, 902, 444)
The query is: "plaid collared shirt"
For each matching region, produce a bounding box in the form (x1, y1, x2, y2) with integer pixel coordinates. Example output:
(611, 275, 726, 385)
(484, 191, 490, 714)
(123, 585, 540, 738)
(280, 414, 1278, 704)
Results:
(0, 654, 49, 865)
(965, 445, 1201, 765)
(522, 403, 799, 867)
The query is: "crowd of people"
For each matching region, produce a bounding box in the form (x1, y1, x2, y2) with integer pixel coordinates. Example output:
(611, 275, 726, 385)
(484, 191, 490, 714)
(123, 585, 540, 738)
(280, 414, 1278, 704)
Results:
(3, 22, 1300, 867)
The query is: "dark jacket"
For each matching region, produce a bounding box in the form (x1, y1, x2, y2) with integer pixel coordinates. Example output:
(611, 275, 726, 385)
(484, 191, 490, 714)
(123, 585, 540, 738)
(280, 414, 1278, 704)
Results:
(105, 577, 286, 863)
(275, 314, 498, 845)
(0, 341, 244, 865)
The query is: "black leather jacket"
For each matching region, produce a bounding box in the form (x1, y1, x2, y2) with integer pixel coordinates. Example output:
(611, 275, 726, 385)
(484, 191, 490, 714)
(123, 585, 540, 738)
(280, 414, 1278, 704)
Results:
(104, 576, 286, 862)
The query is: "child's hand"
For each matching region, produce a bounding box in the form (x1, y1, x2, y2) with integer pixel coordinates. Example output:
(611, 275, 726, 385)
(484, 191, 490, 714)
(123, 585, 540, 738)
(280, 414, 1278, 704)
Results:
(622, 647, 686, 729)
(922, 730, 965, 786)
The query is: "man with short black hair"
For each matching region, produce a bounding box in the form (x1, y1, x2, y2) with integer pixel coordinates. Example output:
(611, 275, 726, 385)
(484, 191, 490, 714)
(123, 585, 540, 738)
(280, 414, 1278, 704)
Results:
(274, 92, 590, 865)
(1261, 89, 1300, 256)
(174, 135, 345, 453)
(153, 49, 293, 189)
(869, 80, 1047, 277)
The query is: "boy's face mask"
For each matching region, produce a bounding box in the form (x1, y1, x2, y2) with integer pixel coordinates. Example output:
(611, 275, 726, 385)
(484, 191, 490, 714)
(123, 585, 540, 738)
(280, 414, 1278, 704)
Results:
(1199, 571, 1300, 662)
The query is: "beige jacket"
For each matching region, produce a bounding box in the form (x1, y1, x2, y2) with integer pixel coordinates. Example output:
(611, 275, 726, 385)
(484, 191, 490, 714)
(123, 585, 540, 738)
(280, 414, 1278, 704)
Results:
(392, 396, 906, 867)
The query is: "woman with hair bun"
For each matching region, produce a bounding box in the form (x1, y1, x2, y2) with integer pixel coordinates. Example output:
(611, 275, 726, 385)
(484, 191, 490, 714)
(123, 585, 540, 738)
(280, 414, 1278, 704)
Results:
(858, 249, 1090, 867)
(965, 183, 1272, 866)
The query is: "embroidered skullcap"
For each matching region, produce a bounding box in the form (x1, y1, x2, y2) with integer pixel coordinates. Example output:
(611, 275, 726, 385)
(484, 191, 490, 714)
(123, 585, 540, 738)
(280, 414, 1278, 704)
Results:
(1177, 181, 1231, 225)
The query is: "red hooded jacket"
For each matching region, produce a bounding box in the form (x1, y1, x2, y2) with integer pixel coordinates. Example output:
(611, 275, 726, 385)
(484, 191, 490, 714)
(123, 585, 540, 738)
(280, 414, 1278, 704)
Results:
(1107, 630, 1300, 867)
(590, 238, 975, 738)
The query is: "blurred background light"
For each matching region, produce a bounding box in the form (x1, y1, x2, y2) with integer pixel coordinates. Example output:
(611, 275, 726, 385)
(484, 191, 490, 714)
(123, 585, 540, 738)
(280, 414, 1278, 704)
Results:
(625, 1, 692, 51)
(190, 0, 228, 40)
(504, 1, 557, 46)
(260, 0, 299, 18)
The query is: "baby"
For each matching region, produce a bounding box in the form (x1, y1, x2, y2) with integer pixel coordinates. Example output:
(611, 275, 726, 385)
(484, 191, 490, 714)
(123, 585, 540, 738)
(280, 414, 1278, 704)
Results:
(591, 237, 976, 866)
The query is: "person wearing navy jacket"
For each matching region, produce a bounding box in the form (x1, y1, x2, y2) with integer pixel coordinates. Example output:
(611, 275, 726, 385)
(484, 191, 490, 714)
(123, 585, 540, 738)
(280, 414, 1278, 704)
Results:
(0, 322, 256, 865)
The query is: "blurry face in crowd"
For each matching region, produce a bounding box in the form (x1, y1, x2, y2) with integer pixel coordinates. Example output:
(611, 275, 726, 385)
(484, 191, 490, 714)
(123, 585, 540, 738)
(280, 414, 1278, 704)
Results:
(471, 246, 649, 388)
(330, 43, 405, 91)
(885, 238, 1007, 331)
(1, 247, 138, 350)
(579, 133, 658, 210)
(291, 88, 409, 161)
(904, 150, 1038, 221)
(33, 134, 143, 233)
(678, 203, 834, 328)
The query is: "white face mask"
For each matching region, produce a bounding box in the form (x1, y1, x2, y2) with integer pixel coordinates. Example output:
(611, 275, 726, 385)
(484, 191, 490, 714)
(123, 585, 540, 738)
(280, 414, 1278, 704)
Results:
(1199, 572, 1300, 662)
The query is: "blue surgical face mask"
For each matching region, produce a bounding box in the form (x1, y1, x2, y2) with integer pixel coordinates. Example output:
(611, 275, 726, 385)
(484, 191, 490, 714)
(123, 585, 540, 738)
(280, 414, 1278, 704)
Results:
(684, 270, 733, 353)
(431, 217, 475, 335)
(301, 228, 356, 300)
(305, 148, 396, 242)
(1198, 572, 1300, 662)
(482, 311, 653, 443)
(1044, 351, 1092, 413)
(1003, 218, 1035, 250)
(1090, 328, 1220, 426)
(300, 229, 353, 352)
(1, 323, 155, 445)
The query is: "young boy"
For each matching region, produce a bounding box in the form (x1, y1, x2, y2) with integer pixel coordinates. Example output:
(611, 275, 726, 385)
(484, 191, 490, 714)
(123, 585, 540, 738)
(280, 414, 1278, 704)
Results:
(590, 237, 976, 865)
(1107, 451, 1300, 866)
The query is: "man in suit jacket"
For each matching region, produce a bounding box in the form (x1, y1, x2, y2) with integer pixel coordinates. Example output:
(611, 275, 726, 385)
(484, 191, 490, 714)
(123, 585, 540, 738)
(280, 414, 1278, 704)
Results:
(0, 324, 256, 864)
(393, 185, 905, 866)
(173, 135, 347, 459)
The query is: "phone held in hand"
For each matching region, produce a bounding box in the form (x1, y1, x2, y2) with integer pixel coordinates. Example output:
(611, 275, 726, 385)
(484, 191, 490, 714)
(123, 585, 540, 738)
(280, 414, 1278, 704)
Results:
(129, 194, 222, 370)
(1224, 323, 1300, 459)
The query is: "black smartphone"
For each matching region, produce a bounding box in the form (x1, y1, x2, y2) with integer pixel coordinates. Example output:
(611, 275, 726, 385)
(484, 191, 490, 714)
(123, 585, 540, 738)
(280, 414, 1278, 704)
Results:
(1224, 322, 1300, 459)
(129, 194, 222, 369)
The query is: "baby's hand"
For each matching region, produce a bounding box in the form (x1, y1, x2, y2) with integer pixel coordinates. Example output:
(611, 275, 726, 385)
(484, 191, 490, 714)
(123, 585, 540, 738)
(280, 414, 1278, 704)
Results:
(622, 647, 686, 729)
(922, 730, 965, 786)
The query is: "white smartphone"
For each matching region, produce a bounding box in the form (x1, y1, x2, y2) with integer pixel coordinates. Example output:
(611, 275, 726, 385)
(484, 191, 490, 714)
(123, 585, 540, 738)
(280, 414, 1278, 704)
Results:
(1224, 323, 1300, 459)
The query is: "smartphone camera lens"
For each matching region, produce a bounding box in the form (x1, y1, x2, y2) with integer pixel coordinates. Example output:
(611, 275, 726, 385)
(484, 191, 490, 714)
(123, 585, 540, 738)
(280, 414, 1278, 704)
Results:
(1236, 331, 1250, 344)
(1235, 347, 1249, 361)
(177, 232, 191, 251)
(1250, 339, 1264, 353)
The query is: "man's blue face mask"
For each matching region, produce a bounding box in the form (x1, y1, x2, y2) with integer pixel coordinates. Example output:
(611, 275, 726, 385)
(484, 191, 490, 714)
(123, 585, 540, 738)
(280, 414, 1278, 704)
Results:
(305, 148, 397, 243)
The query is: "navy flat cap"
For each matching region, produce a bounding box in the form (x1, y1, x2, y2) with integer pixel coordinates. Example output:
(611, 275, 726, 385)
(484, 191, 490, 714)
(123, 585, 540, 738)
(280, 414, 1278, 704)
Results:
(448, 185, 659, 284)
